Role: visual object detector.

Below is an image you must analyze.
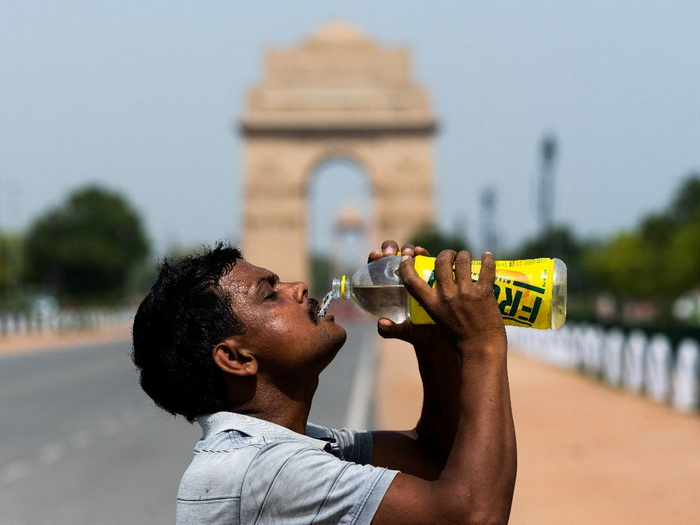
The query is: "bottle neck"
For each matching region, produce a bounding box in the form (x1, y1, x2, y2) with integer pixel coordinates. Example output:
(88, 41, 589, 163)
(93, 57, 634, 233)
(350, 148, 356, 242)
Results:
(331, 275, 350, 300)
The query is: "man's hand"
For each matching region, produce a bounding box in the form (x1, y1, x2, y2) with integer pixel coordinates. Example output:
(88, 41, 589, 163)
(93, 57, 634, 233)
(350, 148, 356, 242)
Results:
(400, 249, 507, 356)
(368, 240, 450, 348)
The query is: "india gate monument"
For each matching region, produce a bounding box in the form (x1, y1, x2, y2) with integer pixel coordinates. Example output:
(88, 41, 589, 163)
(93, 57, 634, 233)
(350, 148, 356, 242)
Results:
(240, 22, 437, 282)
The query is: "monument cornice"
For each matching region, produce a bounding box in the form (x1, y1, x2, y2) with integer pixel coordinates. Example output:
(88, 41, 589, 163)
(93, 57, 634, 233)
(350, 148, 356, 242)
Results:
(239, 123, 437, 138)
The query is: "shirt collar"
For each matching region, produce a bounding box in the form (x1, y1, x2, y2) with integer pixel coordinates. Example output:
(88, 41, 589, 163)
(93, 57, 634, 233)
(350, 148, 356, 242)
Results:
(196, 411, 336, 452)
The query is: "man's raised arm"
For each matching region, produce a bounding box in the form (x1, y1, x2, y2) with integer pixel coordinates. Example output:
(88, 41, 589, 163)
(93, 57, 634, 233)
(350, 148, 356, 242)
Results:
(372, 249, 517, 525)
(370, 242, 461, 480)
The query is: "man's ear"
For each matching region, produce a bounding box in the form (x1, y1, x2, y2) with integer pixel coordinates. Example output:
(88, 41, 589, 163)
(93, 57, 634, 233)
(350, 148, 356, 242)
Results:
(212, 338, 258, 377)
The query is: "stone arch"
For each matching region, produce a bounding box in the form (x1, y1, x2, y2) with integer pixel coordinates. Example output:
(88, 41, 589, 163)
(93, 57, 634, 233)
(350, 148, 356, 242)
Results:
(306, 154, 372, 283)
(240, 22, 437, 282)
(301, 146, 374, 203)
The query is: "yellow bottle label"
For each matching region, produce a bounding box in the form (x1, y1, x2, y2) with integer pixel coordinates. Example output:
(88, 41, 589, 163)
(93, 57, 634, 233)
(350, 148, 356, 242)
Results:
(409, 255, 555, 329)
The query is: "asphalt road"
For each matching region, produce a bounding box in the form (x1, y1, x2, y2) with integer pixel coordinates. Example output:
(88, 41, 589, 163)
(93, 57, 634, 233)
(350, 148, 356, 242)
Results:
(0, 321, 376, 525)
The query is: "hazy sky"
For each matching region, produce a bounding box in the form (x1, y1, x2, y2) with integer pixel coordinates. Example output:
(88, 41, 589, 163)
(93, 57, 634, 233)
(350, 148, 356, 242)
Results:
(2, 1, 699, 258)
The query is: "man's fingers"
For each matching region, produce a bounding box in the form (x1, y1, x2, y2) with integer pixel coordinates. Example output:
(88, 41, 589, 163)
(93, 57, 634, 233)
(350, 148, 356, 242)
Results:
(477, 252, 496, 288)
(399, 244, 415, 257)
(434, 250, 457, 288)
(399, 254, 431, 301)
(369, 240, 400, 262)
(380, 240, 399, 255)
(413, 245, 430, 257)
(453, 251, 473, 286)
(377, 318, 412, 342)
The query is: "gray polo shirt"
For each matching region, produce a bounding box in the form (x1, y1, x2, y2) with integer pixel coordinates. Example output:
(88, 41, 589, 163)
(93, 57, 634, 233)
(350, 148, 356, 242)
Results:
(176, 412, 399, 525)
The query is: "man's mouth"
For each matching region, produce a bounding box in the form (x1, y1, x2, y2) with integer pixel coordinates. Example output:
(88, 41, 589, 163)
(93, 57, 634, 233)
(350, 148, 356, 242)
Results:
(308, 298, 320, 324)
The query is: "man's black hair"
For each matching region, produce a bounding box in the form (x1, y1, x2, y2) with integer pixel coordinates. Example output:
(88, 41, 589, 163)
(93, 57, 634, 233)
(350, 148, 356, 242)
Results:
(131, 242, 244, 422)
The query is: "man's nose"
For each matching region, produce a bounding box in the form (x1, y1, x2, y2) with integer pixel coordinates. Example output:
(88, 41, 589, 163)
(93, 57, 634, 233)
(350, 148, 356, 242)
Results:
(290, 281, 309, 303)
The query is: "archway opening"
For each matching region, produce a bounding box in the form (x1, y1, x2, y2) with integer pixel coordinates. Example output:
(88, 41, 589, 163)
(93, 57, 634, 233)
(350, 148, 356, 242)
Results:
(307, 158, 372, 296)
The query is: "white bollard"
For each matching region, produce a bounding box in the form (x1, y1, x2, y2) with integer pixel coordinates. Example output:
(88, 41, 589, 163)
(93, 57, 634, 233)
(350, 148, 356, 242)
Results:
(550, 325, 574, 368)
(671, 339, 700, 412)
(645, 334, 672, 402)
(582, 325, 604, 377)
(568, 324, 586, 370)
(603, 329, 625, 387)
(623, 330, 648, 393)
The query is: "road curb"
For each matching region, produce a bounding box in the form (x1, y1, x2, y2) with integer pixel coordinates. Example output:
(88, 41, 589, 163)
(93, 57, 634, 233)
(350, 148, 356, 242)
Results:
(0, 326, 132, 358)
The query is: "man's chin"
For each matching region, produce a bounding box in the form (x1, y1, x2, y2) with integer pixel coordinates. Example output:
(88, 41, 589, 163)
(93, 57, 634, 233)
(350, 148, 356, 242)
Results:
(326, 322, 347, 349)
(312, 327, 347, 374)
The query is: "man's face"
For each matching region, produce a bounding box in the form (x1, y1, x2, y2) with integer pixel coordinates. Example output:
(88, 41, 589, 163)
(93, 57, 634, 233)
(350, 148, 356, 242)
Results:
(219, 259, 347, 381)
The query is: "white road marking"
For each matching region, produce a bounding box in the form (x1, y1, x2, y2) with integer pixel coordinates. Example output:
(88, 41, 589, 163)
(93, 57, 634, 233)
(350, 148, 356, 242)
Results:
(0, 461, 31, 484)
(0, 403, 149, 485)
(37, 443, 65, 465)
(70, 429, 95, 450)
(344, 334, 378, 430)
(99, 417, 121, 437)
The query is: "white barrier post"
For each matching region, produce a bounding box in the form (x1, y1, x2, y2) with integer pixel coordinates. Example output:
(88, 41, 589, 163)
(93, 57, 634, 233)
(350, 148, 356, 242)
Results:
(603, 329, 625, 387)
(582, 325, 604, 377)
(671, 339, 700, 412)
(552, 325, 574, 368)
(645, 334, 672, 402)
(569, 324, 586, 370)
(623, 330, 648, 393)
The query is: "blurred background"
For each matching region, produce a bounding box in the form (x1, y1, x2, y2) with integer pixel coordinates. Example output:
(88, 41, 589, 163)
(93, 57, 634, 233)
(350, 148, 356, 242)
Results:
(1, 1, 699, 524)
(1, 1, 699, 325)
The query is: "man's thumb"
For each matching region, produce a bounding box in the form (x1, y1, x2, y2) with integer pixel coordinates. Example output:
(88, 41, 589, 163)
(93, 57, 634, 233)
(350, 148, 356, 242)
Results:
(377, 318, 411, 341)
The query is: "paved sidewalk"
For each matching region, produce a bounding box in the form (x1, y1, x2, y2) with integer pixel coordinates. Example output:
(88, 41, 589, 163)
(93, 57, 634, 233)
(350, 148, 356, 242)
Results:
(0, 325, 131, 357)
(5, 325, 698, 523)
(376, 338, 700, 525)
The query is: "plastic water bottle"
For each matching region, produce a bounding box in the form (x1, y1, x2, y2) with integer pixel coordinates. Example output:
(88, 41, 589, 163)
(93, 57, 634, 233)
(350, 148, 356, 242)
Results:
(325, 255, 567, 330)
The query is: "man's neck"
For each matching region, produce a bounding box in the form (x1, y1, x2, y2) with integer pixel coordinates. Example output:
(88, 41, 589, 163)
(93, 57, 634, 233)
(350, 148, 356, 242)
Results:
(228, 377, 318, 435)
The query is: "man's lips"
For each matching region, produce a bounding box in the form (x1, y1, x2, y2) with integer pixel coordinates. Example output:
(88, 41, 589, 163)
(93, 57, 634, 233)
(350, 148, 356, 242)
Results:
(308, 298, 320, 324)
(308, 297, 334, 323)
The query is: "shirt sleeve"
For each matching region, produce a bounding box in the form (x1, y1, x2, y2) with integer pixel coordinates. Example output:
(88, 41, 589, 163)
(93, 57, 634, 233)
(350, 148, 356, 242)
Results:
(305, 423, 374, 465)
(241, 440, 398, 525)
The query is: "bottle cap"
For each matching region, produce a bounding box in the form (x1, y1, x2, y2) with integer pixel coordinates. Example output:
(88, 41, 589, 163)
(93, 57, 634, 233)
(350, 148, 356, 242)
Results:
(331, 276, 348, 300)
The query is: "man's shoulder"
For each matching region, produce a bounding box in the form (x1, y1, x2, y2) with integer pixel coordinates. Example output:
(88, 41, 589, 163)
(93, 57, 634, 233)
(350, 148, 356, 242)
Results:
(180, 413, 344, 491)
(178, 423, 346, 504)
(177, 415, 398, 525)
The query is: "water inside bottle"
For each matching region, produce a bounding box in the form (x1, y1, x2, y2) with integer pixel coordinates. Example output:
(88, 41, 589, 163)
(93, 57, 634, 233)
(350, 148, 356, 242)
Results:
(352, 284, 409, 323)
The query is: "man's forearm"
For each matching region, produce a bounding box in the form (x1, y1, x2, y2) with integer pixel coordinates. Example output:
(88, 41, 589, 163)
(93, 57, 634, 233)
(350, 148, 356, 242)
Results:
(413, 339, 460, 464)
(441, 346, 517, 521)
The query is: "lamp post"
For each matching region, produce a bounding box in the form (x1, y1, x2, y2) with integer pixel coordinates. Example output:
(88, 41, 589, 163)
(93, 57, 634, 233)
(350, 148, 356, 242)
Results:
(539, 134, 558, 253)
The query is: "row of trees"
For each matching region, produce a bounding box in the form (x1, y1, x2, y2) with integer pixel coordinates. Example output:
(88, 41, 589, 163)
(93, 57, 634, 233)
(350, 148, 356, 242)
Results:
(400, 172, 700, 324)
(3, 172, 699, 323)
(0, 185, 150, 309)
(588, 175, 700, 298)
(513, 173, 700, 323)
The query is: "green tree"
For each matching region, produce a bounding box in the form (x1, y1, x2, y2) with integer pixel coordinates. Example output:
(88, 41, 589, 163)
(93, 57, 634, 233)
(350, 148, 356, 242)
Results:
(668, 173, 700, 226)
(0, 232, 26, 309)
(668, 219, 700, 294)
(586, 232, 659, 297)
(25, 185, 150, 304)
(407, 223, 470, 256)
(515, 225, 597, 296)
(663, 173, 700, 295)
(587, 172, 700, 302)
